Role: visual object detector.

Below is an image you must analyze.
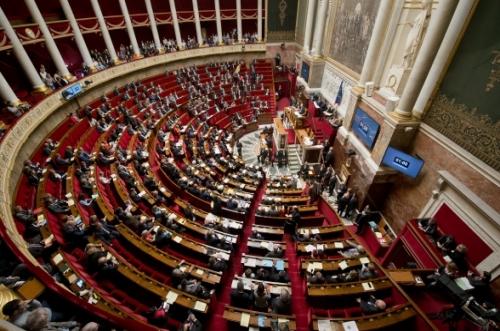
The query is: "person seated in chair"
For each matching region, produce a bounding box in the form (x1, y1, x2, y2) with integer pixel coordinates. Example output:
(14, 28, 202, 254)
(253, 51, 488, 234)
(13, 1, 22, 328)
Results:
(437, 234, 456, 252)
(272, 289, 291, 315)
(357, 296, 387, 314)
(231, 280, 253, 309)
(418, 217, 438, 238)
(43, 194, 70, 214)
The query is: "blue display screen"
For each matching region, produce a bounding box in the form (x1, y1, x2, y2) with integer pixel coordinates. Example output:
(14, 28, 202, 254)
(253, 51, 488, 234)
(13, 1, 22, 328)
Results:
(62, 83, 82, 100)
(382, 147, 424, 178)
(301, 61, 310, 82)
(352, 108, 380, 150)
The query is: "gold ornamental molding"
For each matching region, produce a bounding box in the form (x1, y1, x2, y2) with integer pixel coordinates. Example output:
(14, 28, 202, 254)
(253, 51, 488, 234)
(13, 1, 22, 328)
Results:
(423, 94, 500, 171)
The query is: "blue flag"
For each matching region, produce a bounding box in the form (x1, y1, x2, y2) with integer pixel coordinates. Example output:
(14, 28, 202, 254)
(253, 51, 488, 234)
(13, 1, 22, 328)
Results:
(335, 81, 344, 105)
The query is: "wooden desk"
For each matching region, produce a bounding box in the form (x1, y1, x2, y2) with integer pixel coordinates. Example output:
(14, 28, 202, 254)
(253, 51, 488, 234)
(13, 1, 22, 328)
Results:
(231, 276, 291, 296)
(307, 277, 392, 297)
(16, 278, 45, 300)
(241, 254, 288, 270)
(296, 239, 353, 255)
(298, 224, 345, 239)
(387, 269, 433, 287)
(223, 305, 297, 330)
(312, 304, 416, 330)
(116, 224, 222, 285)
(284, 106, 305, 129)
(247, 238, 286, 255)
(273, 117, 288, 150)
(252, 224, 284, 239)
(301, 256, 370, 273)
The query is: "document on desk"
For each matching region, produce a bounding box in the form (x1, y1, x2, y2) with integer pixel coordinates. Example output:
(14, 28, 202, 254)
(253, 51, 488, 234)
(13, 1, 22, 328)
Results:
(193, 301, 207, 312)
(173, 236, 183, 243)
(311, 228, 320, 234)
(240, 312, 250, 327)
(362, 282, 374, 291)
(455, 277, 474, 290)
(262, 259, 274, 267)
(165, 291, 178, 304)
(245, 258, 257, 267)
(334, 242, 344, 249)
(275, 260, 285, 271)
(338, 260, 349, 270)
(305, 244, 315, 252)
(342, 321, 359, 331)
(258, 315, 266, 327)
(359, 257, 370, 265)
(317, 320, 332, 331)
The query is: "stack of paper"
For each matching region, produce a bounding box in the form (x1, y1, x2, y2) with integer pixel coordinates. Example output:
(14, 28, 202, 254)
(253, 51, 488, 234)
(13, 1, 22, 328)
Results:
(362, 282, 374, 291)
(193, 301, 207, 312)
(338, 260, 349, 270)
(342, 321, 359, 331)
(317, 320, 332, 331)
(334, 242, 344, 249)
(246, 258, 257, 267)
(305, 244, 315, 252)
(165, 291, 178, 304)
(359, 257, 370, 264)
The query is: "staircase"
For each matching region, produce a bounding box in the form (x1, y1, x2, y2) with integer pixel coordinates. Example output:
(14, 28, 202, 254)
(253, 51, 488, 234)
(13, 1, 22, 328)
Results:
(287, 144, 301, 174)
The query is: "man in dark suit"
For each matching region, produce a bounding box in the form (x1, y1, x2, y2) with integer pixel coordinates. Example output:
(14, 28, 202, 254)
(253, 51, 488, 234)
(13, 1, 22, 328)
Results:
(230, 281, 253, 309)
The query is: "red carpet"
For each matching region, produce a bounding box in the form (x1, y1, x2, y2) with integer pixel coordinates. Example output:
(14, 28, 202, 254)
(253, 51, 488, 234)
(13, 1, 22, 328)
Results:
(277, 97, 290, 112)
(286, 129, 296, 145)
(205, 180, 267, 330)
(284, 234, 310, 331)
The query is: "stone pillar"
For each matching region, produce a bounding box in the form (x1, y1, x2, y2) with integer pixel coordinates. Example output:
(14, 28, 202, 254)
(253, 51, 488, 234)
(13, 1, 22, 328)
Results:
(311, 0, 327, 56)
(342, 87, 363, 130)
(303, 0, 316, 54)
(169, 0, 183, 49)
(59, 0, 95, 71)
(236, 0, 243, 42)
(90, 0, 119, 63)
(145, 0, 164, 53)
(192, 0, 204, 46)
(413, 0, 476, 118)
(358, 0, 393, 86)
(119, 0, 142, 58)
(24, 0, 74, 80)
(0, 6, 47, 92)
(0, 71, 21, 105)
(257, 0, 263, 41)
(214, 0, 223, 44)
(394, 0, 459, 118)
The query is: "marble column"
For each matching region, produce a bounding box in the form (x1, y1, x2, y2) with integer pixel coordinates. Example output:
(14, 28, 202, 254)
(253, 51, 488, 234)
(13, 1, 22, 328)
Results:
(0, 71, 21, 105)
(192, 0, 203, 46)
(236, 0, 242, 42)
(311, 0, 327, 56)
(59, 0, 95, 71)
(413, 0, 476, 118)
(394, 0, 459, 118)
(24, 0, 73, 80)
(145, 0, 164, 53)
(0, 6, 46, 92)
(90, 0, 119, 63)
(169, 0, 183, 49)
(119, 0, 142, 58)
(257, 0, 262, 41)
(303, 0, 316, 54)
(214, 0, 223, 45)
(358, 0, 393, 86)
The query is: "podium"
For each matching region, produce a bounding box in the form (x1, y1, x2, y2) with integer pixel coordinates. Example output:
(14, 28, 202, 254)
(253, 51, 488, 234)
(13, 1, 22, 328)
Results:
(284, 106, 306, 129)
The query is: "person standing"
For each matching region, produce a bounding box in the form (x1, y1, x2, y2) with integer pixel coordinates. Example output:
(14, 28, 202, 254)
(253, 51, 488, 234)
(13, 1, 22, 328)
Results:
(237, 141, 243, 157)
